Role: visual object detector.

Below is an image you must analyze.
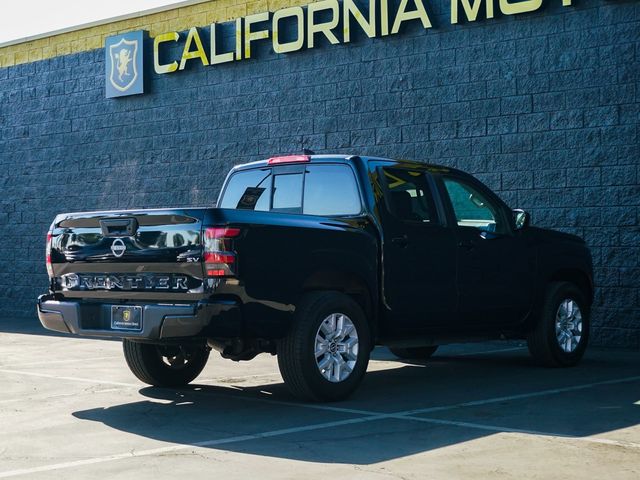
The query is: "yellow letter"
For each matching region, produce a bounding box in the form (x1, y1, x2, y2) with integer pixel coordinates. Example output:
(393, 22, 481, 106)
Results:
(344, 0, 376, 43)
(153, 31, 179, 74)
(210, 23, 234, 64)
(381, 0, 389, 35)
(273, 7, 305, 53)
(451, 0, 494, 24)
(307, 0, 340, 49)
(499, 0, 542, 15)
(391, 0, 432, 35)
(236, 18, 243, 60)
(245, 12, 270, 59)
(179, 27, 209, 70)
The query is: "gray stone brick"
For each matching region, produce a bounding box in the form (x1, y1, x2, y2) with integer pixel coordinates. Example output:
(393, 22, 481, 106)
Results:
(0, 0, 637, 349)
(550, 110, 583, 130)
(430, 122, 457, 140)
(488, 116, 517, 135)
(501, 95, 532, 115)
(501, 133, 532, 153)
(518, 112, 550, 132)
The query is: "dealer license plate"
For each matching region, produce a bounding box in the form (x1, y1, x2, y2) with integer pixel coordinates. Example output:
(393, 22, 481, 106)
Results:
(111, 305, 143, 331)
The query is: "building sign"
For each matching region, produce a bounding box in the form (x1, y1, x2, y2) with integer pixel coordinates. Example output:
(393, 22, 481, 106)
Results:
(105, 0, 573, 97)
(105, 30, 145, 98)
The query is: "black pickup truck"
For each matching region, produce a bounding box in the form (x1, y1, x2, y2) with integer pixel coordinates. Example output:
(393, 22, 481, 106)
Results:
(38, 154, 593, 401)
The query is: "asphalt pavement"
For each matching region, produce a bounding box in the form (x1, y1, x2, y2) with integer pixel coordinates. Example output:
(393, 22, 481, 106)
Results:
(1, 317, 639, 479)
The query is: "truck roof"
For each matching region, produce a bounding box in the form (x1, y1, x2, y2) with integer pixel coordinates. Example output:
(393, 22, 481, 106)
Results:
(231, 154, 462, 175)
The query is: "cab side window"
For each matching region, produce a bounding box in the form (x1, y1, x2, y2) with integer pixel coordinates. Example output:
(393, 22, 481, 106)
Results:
(443, 177, 505, 234)
(383, 168, 439, 224)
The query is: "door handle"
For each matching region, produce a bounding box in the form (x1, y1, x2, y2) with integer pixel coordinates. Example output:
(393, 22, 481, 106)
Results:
(458, 240, 475, 250)
(391, 235, 409, 247)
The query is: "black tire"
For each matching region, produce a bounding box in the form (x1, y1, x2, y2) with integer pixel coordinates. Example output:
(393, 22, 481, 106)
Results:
(277, 291, 371, 402)
(123, 339, 210, 387)
(389, 345, 438, 360)
(527, 281, 590, 367)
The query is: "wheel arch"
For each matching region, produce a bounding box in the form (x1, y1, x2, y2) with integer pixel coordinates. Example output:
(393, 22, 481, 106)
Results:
(549, 268, 594, 305)
(301, 269, 378, 341)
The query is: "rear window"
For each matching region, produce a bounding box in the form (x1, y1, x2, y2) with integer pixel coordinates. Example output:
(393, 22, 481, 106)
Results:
(219, 169, 271, 211)
(219, 164, 361, 216)
(273, 173, 303, 213)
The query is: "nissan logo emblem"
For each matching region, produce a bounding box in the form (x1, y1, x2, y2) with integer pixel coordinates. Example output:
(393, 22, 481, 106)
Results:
(111, 238, 126, 258)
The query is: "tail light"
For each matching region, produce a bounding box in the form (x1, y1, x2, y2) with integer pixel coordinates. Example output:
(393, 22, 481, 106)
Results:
(204, 227, 241, 277)
(46, 232, 53, 277)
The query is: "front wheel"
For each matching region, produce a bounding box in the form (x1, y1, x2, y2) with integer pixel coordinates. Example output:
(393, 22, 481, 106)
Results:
(527, 281, 590, 367)
(277, 291, 371, 402)
(123, 340, 210, 387)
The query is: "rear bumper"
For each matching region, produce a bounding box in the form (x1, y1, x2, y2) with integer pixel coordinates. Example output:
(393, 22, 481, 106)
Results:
(37, 294, 241, 340)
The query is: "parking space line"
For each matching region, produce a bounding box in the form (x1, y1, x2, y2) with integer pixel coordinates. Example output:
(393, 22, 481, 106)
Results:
(395, 416, 640, 450)
(0, 388, 131, 406)
(188, 374, 640, 419)
(398, 375, 640, 416)
(184, 386, 382, 416)
(0, 369, 139, 388)
(0, 414, 389, 479)
(2, 356, 120, 368)
(3, 369, 639, 420)
(1, 366, 638, 477)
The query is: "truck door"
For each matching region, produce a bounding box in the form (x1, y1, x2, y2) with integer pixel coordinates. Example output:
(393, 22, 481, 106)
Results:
(437, 174, 534, 326)
(379, 167, 458, 332)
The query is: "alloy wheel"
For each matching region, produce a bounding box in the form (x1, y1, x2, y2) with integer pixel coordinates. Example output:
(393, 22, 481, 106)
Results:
(314, 313, 359, 383)
(555, 299, 583, 353)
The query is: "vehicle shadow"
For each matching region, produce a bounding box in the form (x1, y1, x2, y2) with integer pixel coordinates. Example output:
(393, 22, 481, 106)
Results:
(72, 352, 640, 464)
(0, 316, 120, 341)
(0, 316, 66, 337)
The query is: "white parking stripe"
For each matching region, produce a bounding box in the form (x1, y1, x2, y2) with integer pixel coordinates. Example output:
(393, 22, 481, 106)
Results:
(2, 355, 120, 368)
(2, 369, 639, 420)
(0, 388, 130, 406)
(184, 386, 381, 416)
(399, 375, 640, 416)
(2, 376, 639, 479)
(398, 416, 640, 450)
(0, 369, 139, 388)
(0, 415, 389, 479)
(1, 364, 639, 477)
(188, 374, 640, 419)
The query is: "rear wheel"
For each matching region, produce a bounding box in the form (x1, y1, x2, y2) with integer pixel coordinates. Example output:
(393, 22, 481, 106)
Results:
(277, 291, 371, 402)
(527, 281, 590, 367)
(389, 345, 438, 360)
(123, 340, 210, 387)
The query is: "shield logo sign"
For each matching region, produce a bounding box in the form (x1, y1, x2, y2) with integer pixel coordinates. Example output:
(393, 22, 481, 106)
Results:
(109, 38, 138, 92)
(105, 31, 146, 98)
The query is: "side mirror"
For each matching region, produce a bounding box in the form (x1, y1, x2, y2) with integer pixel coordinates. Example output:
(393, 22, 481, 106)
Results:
(513, 209, 530, 230)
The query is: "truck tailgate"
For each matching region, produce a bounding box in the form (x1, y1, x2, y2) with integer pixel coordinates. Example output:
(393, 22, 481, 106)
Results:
(49, 209, 207, 301)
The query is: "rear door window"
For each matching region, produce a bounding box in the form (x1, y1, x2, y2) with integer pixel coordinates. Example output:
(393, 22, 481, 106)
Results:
(303, 165, 361, 216)
(382, 168, 439, 224)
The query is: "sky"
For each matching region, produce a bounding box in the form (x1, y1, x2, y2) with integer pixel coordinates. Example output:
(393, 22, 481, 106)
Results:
(0, 0, 193, 45)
